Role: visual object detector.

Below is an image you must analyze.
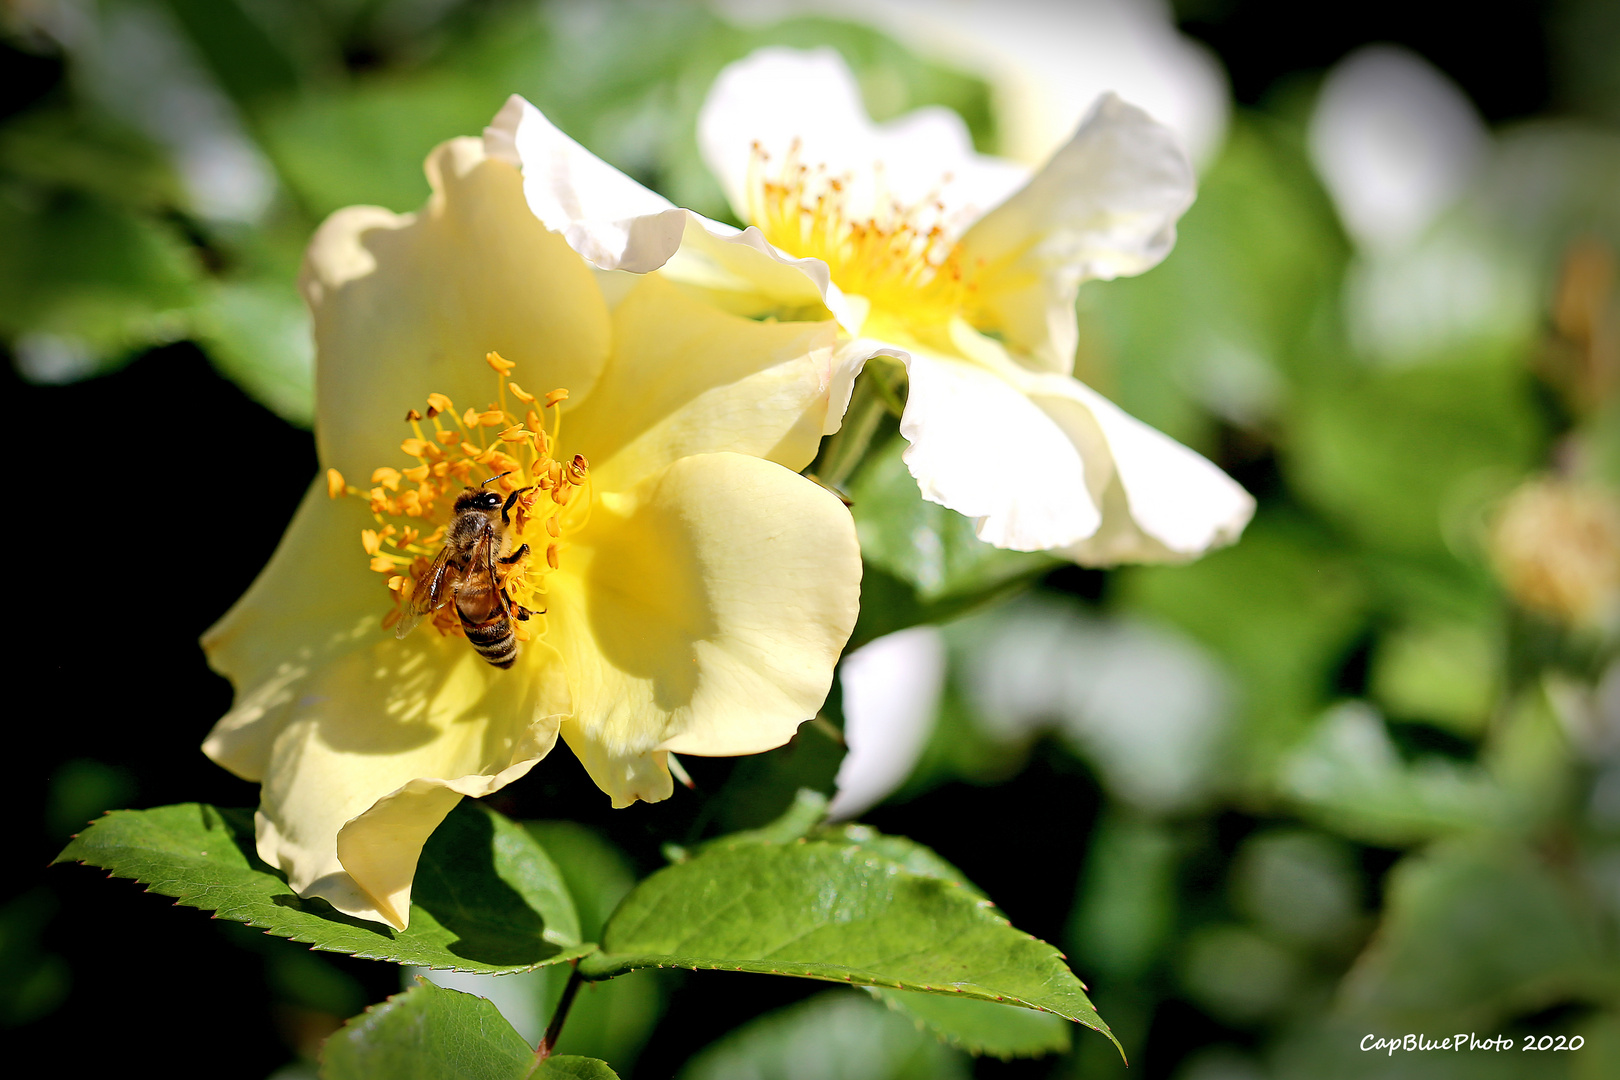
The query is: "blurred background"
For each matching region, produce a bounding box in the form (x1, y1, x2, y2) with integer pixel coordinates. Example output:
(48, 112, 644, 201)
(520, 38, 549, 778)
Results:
(3, 1, 1617, 1077)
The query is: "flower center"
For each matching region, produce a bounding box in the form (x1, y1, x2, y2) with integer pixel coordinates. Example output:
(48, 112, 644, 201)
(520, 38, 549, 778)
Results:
(747, 140, 980, 332)
(327, 351, 590, 644)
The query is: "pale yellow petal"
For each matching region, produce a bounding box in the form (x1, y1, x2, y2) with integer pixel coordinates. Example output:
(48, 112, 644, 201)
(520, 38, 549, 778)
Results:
(558, 724, 673, 810)
(252, 636, 569, 928)
(544, 453, 860, 806)
(963, 93, 1196, 372)
(202, 481, 390, 782)
(900, 347, 1103, 550)
(302, 137, 610, 479)
(1032, 374, 1255, 563)
(486, 95, 838, 324)
(563, 274, 835, 491)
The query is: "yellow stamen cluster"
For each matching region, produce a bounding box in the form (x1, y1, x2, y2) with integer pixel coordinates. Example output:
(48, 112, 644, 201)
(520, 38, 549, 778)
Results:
(326, 351, 591, 639)
(747, 139, 980, 330)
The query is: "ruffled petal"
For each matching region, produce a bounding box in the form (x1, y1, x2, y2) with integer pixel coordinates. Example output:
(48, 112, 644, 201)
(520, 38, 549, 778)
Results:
(699, 47, 1027, 231)
(302, 137, 610, 479)
(963, 93, 1196, 372)
(900, 346, 1103, 550)
(203, 473, 572, 930)
(202, 483, 394, 783)
(219, 585, 568, 928)
(1028, 373, 1255, 563)
(543, 452, 861, 806)
(562, 274, 835, 492)
(485, 94, 842, 324)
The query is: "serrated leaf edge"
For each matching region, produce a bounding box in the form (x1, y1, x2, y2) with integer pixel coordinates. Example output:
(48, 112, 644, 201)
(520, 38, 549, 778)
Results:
(54, 810, 598, 974)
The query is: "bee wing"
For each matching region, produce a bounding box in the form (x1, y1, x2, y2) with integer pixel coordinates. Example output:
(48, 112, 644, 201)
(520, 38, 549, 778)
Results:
(450, 531, 508, 624)
(395, 546, 457, 639)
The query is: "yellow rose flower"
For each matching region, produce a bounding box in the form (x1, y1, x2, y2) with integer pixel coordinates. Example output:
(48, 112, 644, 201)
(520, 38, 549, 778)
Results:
(201, 132, 861, 930)
(486, 48, 1254, 565)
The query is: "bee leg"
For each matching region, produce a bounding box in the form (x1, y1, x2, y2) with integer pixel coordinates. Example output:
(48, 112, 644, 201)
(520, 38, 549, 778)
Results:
(501, 486, 534, 527)
(497, 543, 530, 565)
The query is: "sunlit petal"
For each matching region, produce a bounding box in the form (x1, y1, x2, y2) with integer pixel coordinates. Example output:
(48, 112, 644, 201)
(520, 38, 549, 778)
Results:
(900, 346, 1102, 550)
(543, 452, 861, 806)
(303, 138, 610, 479)
(562, 274, 835, 491)
(1029, 373, 1255, 562)
(964, 93, 1196, 372)
(250, 634, 568, 928)
(487, 93, 839, 323)
(699, 46, 1027, 230)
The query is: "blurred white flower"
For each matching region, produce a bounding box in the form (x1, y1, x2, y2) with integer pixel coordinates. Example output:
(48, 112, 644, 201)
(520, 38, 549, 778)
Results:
(487, 48, 1254, 564)
(1309, 45, 1488, 254)
(827, 626, 948, 820)
(27, 0, 276, 223)
(961, 597, 1232, 813)
(712, 0, 1229, 168)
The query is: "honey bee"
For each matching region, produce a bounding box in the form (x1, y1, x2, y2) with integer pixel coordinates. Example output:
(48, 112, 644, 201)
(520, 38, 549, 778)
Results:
(395, 478, 536, 668)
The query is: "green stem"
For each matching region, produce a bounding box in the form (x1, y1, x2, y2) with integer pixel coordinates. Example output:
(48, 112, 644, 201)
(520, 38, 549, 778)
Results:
(533, 961, 583, 1066)
(817, 373, 888, 491)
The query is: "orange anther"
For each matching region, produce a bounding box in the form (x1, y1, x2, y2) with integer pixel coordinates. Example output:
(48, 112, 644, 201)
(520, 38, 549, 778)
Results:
(361, 529, 382, 555)
(427, 392, 453, 415)
(402, 464, 430, 483)
(508, 382, 536, 404)
(437, 430, 461, 445)
(546, 543, 561, 570)
(486, 351, 516, 374)
(478, 409, 506, 427)
(404, 408, 423, 422)
(497, 425, 529, 443)
(326, 469, 346, 499)
(400, 438, 431, 459)
(544, 389, 569, 407)
(546, 517, 561, 537)
(371, 467, 402, 491)
(369, 556, 395, 573)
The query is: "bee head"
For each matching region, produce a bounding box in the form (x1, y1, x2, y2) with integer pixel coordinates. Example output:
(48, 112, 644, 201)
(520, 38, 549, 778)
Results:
(453, 487, 504, 513)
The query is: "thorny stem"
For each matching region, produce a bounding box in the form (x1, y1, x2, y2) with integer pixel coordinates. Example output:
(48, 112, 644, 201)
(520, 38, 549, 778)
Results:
(532, 961, 584, 1068)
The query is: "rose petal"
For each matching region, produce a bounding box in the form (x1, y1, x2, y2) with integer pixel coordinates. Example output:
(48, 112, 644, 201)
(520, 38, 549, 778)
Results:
(900, 345, 1102, 550)
(486, 94, 839, 326)
(698, 47, 1027, 232)
(963, 93, 1196, 372)
(302, 137, 610, 479)
(563, 274, 835, 492)
(543, 452, 861, 806)
(240, 629, 569, 928)
(1028, 372, 1255, 562)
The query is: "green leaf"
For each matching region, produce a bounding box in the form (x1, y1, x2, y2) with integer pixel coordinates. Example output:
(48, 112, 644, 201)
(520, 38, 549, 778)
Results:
(519, 823, 668, 1070)
(679, 990, 968, 1080)
(54, 802, 590, 973)
(1339, 841, 1619, 1025)
(321, 979, 622, 1080)
(0, 189, 198, 380)
(534, 1058, 621, 1080)
(867, 987, 1072, 1059)
(578, 826, 1117, 1054)
(849, 431, 1054, 605)
(194, 278, 314, 426)
(1280, 703, 1515, 845)
(322, 980, 535, 1080)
